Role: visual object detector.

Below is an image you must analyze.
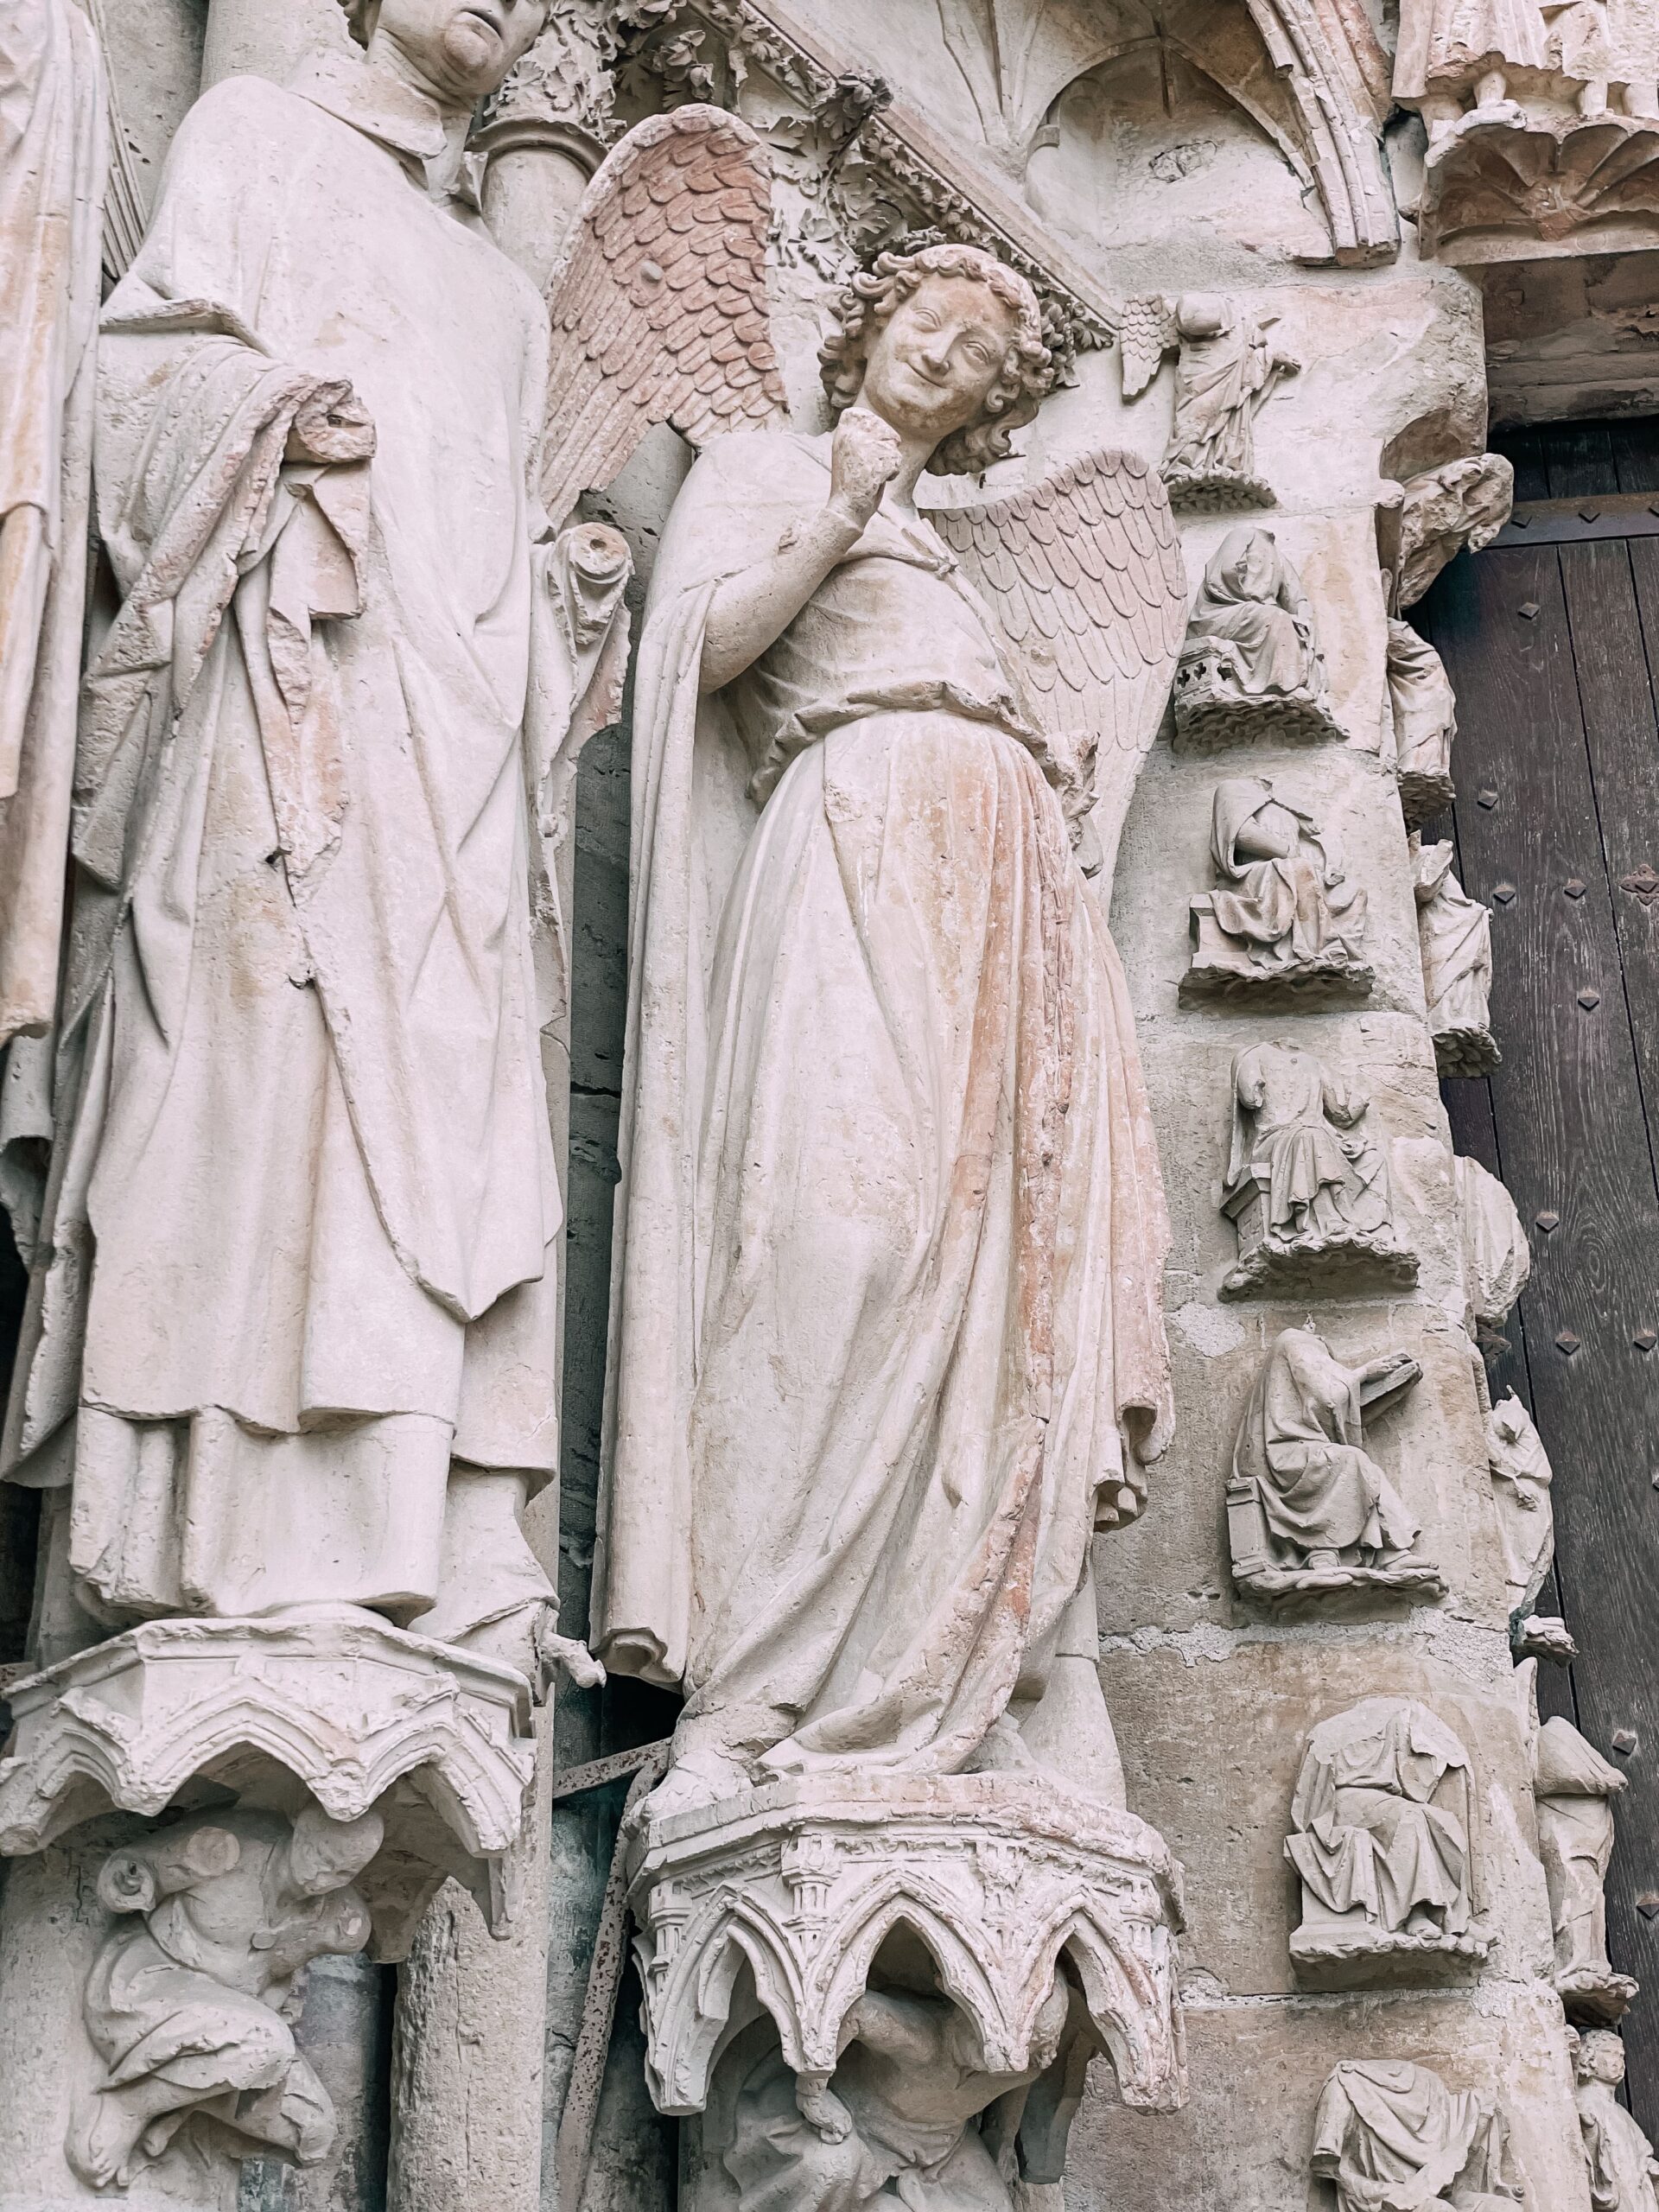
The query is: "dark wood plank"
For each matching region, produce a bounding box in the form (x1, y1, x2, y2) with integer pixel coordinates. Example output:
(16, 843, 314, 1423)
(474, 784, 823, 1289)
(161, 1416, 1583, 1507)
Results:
(1427, 540, 1659, 2128)
(1611, 416, 1659, 497)
(1492, 425, 1550, 503)
(1559, 540, 1659, 1191)
(1543, 422, 1620, 499)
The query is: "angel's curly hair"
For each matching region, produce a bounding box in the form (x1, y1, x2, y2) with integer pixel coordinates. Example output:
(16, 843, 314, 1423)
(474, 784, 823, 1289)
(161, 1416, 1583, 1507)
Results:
(819, 243, 1053, 478)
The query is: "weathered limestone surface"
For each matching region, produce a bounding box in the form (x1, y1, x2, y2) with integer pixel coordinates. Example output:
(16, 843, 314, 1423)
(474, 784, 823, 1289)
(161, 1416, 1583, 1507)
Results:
(2, 0, 1647, 2208)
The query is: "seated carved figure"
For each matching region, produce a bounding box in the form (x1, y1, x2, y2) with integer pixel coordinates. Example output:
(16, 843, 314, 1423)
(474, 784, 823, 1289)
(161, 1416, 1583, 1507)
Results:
(71, 1807, 383, 2188)
(1226, 1325, 1441, 1599)
(1221, 1043, 1414, 1296)
(1184, 777, 1370, 1005)
(1312, 2060, 1522, 2209)
(1173, 528, 1339, 751)
(1287, 1698, 1486, 1979)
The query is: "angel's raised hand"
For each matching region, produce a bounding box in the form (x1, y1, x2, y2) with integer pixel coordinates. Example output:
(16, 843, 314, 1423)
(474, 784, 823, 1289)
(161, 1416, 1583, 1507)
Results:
(828, 407, 903, 530)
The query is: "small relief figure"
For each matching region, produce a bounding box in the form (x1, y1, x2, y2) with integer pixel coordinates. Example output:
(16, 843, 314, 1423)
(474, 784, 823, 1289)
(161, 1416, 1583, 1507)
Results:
(721, 1980, 1072, 2212)
(1312, 2061, 1523, 2209)
(69, 1807, 384, 2189)
(1413, 836, 1500, 1077)
(1221, 1044, 1415, 1298)
(1454, 1154, 1531, 1349)
(1486, 1392, 1574, 1659)
(1535, 1718, 1640, 2023)
(1388, 456, 1516, 613)
(1287, 1697, 1488, 1980)
(1120, 294, 1300, 512)
(1393, 0, 1548, 149)
(1173, 527, 1343, 753)
(1387, 618, 1459, 824)
(1183, 777, 1371, 1007)
(1227, 1325, 1443, 1600)
(1573, 2031, 1659, 2211)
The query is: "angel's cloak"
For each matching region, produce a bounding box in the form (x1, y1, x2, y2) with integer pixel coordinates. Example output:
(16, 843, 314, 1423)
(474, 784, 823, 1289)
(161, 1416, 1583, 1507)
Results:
(3, 55, 623, 1628)
(593, 429, 1172, 1774)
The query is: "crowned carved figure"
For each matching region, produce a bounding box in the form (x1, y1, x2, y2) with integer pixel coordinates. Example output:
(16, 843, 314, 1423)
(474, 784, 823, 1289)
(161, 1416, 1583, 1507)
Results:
(0, 0, 784, 1703)
(1535, 1717, 1639, 2021)
(1413, 834, 1500, 1077)
(1183, 776, 1370, 1006)
(1226, 1325, 1442, 1600)
(1287, 1698, 1486, 1980)
(1574, 2031, 1659, 2211)
(1312, 2061, 1523, 2210)
(1221, 1043, 1414, 1296)
(1119, 294, 1300, 511)
(70, 1807, 383, 2189)
(594, 238, 1185, 1820)
(1173, 527, 1340, 752)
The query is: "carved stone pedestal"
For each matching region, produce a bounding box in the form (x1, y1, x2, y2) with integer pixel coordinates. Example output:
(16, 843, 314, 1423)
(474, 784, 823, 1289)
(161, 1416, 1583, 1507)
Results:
(1183, 900, 1374, 1008)
(1221, 1178, 1419, 1298)
(627, 1771, 1186, 2202)
(0, 1610, 537, 1948)
(1171, 645, 1344, 754)
(1162, 465, 1274, 513)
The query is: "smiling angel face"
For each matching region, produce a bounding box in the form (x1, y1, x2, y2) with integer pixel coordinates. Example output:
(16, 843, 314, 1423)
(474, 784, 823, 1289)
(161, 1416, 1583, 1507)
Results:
(819, 244, 1052, 477)
(369, 0, 551, 103)
(856, 275, 1022, 452)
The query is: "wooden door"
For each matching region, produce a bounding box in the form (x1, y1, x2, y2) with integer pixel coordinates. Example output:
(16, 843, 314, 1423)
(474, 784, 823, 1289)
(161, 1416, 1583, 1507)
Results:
(1421, 418, 1659, 2129)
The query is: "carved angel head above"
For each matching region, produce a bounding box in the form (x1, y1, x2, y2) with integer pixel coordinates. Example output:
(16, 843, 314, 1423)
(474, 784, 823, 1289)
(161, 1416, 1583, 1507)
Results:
(820, 243, 1053, 476)
(340, 0, 551, 102)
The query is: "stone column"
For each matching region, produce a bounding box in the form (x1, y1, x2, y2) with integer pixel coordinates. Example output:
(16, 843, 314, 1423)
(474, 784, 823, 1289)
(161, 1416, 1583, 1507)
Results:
(199, 0, 350, 90)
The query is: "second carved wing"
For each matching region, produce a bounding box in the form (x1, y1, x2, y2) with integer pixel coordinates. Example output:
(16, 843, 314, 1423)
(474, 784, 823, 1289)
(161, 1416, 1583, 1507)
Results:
(927, 447, 1187, 886)
(539, 105, 787, 530)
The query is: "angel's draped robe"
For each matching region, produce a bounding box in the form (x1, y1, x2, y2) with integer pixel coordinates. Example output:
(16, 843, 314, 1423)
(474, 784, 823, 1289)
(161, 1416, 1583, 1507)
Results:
(4, 54, 575, 1637)
(594, 431, 1171, 1778)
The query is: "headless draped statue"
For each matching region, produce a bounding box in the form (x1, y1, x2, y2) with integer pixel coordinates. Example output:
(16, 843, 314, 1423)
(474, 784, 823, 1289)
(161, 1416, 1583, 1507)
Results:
(594, 243, 1184, 1818)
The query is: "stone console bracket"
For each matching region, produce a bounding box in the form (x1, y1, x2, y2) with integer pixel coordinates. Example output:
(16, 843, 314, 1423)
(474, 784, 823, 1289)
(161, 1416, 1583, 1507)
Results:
(625, 1771, 1188, 2120)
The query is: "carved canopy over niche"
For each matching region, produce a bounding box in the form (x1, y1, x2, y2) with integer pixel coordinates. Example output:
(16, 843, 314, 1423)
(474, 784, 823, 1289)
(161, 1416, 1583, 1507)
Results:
(614, 0, 1396, 366)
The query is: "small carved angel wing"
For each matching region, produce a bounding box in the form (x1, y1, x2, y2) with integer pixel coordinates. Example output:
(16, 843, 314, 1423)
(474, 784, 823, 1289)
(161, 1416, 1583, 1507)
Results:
(926, 448, 1187, 886)
(1119, 295, 1178, 403)
(538, 105, 787, 529)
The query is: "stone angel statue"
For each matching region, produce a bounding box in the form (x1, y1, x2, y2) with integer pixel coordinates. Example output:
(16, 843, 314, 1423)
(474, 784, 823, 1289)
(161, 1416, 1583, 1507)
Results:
(593, 240, 1187, 1819)
(0, 0, 781, 1692)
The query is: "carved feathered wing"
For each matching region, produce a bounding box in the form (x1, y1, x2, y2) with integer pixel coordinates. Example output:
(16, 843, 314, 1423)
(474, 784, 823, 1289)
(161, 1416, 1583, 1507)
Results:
(539, 105, 786, 529)
(926, 449, 1187, 885)
(1119, 295, 1178, 402)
